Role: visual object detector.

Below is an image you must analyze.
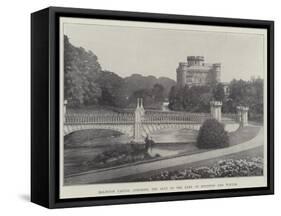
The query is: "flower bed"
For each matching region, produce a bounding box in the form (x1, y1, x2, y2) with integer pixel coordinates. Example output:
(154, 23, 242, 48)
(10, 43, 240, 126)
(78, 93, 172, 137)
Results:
(135, 157, 263, 181)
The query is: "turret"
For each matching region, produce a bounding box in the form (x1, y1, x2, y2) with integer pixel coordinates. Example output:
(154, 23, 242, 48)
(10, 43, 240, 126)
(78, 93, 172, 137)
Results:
(196, 56, 204, 66)
(176, 62, 188, 87)
(187, 56, 204, 66)
(187, 56, 196, 66)
(212, 63, 221, 83)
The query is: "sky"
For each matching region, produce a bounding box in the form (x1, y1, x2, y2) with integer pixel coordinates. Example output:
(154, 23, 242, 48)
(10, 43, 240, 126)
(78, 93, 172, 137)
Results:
(63, 20, 265, 82)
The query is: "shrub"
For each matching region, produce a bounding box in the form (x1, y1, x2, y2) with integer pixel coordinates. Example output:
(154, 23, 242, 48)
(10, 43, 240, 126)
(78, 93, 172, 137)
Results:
(197, 119, 229, 149)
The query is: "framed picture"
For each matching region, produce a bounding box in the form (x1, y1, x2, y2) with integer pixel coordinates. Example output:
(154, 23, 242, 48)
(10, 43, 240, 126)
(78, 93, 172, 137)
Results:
(31, 7, 274, 208)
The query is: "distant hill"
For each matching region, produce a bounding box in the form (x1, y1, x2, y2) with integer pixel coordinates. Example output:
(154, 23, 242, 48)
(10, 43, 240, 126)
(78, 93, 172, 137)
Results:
(123, 74, 176, 98)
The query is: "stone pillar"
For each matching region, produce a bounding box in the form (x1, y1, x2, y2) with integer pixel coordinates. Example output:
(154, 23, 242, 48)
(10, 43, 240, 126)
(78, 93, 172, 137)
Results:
(237, 106, 249, 127)
(210, 104, 214, 118)
(210, 101, 222, 122)
(237, 107, 242, 122)
(139, 98, 145, 117)
(133, 98, 144, 143)
(64, 100, 68, 123)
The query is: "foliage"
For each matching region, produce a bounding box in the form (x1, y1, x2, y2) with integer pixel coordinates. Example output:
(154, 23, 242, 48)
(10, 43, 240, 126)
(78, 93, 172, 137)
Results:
(64, 35, 102, 107)
(123, 74, 176, 99)
(168, 78, 263, 119)
(226, 78, 263, 119)
(197, 119, 229, 149)
(134, 157, 263, 181)
(168, 85, 212, 112)
(152, 83, 165, 102)
(128, 83, 165, 109)
(96, 70, 128, 107)
(168, 86, 183, 110)
(84, 144, 155, 170)
(213, 83, 225, 101)
(129, 89, 153, 107)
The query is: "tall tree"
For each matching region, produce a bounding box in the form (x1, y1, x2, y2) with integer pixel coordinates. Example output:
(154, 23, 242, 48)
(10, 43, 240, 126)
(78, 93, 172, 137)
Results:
(152, 83, 164, 102)
(213, 83, 225, 101)
(96, 70, 127, 107)
(168, 85, 187, 111)
(64, 35, 102, 107)
(64, 35, 85, 106)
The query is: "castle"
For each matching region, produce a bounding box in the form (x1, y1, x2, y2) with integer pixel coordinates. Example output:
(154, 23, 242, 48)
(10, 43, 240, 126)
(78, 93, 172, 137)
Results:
(176, 56, 221, 87)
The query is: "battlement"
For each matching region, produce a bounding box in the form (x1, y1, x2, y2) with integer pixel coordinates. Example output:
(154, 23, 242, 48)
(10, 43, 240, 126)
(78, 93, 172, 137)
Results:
(187, 56, 204, 61)
(187, 56, 205, 66)
(179, 62, 188, 66)
(212, 63, 221, 68)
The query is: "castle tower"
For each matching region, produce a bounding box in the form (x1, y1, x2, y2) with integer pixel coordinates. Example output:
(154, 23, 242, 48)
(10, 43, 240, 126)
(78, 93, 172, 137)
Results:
(176, 62, 188, 87)
(212, 63, 221, 83)
(195, 56, 204, 66)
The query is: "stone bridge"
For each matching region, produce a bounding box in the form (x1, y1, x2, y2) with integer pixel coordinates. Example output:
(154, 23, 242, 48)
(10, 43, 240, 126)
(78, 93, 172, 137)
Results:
(64, 98, 249, 142)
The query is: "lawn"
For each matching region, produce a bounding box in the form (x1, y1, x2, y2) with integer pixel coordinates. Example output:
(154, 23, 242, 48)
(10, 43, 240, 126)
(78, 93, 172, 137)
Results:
(229, 126, 261, 146)
(153, 125, 261, 157)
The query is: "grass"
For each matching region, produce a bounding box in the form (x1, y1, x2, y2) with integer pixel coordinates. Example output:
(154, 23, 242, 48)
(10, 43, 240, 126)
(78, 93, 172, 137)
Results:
(229, 126, 260, 146)
(153, 126, 261, 157)
(154, 142, 197, 151)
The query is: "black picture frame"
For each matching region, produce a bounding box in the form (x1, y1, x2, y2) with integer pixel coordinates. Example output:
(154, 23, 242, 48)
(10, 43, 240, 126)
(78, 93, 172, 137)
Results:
(31, 6, 274, 208)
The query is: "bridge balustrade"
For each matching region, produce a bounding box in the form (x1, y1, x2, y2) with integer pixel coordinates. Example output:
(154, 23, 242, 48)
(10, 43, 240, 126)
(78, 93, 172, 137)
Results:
(143, 112, 211, 124)
(65, 112, 134, 124)
(65, 110, 226, 126)
(221, 113, 239, 122)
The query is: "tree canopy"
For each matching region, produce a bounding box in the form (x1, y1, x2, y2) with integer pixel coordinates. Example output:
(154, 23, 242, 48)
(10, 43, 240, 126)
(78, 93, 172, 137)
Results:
(168, 78, 263, 117)
(64, 35, 102, 107)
